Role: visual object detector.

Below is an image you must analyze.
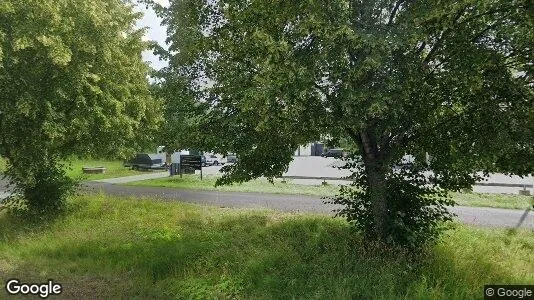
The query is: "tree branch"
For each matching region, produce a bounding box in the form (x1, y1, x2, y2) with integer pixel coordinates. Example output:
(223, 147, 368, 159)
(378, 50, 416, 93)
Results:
(415, 41, 426, 55)
(345, 126, 362, 146)
(387, 0, 406, 25)
(470, 17, 510, 43)
(457, 3, 526, 26)
(422, 31, 445, 66)
(422, 6, 468, 66)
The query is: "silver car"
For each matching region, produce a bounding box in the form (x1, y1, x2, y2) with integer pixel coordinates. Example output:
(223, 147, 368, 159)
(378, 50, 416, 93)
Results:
(204, 154, 226, 166)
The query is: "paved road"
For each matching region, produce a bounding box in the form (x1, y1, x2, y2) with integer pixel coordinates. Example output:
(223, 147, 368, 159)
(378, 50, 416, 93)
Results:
(94, 172, 168, 184)
(200, 157, 534, 195)
(4, 156, 531, 194)
(92, 159, 534, 195)
(2, 177, 533, 229)
(2, 166, 533, 229)
(83, 182, 534, 229)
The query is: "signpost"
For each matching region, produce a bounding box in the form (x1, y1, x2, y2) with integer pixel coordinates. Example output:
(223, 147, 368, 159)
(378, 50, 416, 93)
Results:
(179, 155, 203, 180)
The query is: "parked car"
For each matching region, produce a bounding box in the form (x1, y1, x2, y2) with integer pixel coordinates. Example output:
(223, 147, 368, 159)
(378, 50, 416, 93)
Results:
(226, 153, 238, 163)
(126, 153, 167, 170)
(204, 154, 226, 166)
(321, 149, 346, 158)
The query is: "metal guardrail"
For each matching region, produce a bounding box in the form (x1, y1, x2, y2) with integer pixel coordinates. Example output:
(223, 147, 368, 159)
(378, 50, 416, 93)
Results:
(475, 182, 533, 188)
(281, 175, 352, 181)
(281, 175, 533, 188)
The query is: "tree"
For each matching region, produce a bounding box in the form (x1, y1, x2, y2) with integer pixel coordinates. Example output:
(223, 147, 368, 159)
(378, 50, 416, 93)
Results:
(0, 0, 162, 215)
(151, 72, 208, 153)
(156, 0, 533, 246)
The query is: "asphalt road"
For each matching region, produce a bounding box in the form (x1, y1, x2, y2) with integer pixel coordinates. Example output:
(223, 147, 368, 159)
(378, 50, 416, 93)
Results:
(202, 157, 534, 194)
(82, 182, 534, 229)
(2, 173, 533, 229)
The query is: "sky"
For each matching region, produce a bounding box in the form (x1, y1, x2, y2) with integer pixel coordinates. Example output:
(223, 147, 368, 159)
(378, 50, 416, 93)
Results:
(134, 0, 169, 70)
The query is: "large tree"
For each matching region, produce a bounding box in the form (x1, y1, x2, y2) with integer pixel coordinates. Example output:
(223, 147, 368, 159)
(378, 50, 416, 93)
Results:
(0, 0, 162, 214)
(156, 0, 533, 245)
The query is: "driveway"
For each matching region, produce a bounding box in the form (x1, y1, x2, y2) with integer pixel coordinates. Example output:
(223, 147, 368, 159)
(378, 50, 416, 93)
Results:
(82, 182, 534, 229)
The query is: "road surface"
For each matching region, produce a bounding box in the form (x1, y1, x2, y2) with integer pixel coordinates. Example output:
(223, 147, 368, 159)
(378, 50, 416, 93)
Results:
(82, 182, 534, 229)
(2, 168, 533, 229)
(199, 157, 534, 194)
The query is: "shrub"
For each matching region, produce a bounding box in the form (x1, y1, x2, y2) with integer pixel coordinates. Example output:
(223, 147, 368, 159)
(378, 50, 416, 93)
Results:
(4, 158, 77, 218)
(328, 162, 455, 249)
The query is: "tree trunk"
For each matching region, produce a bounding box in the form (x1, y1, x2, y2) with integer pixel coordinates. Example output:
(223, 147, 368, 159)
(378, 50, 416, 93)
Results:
(366, 161, 388, 239)
(359, 129, 389, 239)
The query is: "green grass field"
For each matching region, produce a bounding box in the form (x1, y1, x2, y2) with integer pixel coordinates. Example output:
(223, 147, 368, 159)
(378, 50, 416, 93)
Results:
(127, 174, 534, 210)
(63, 158, 146, 181)
(0, 157, 149, 181)
(0, 194, 532, 299)
(452, 192, 533, 210)
(127, 174, 341, 197)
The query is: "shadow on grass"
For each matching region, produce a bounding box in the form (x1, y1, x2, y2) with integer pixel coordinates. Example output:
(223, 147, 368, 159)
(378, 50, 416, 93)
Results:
(0, 203, 68, 242)
(0, 190, 97, 242)
(1, 196, 532, 299)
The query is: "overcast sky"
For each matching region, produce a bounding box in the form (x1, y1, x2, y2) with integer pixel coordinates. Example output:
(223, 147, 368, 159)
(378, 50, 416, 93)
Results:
(135, 0, 169, 70)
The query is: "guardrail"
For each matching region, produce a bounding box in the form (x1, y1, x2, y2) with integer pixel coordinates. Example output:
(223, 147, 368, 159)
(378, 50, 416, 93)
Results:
(281, 175, 533, 188)
(475, 182, 533, 188)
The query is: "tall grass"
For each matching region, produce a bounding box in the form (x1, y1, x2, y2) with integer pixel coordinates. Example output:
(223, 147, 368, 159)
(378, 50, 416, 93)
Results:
(0, 195, 532, 299)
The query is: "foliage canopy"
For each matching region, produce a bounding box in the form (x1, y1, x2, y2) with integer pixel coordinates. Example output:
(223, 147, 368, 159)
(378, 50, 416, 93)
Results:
(156, 0, 533, 245)
(0, 0, 162, 214)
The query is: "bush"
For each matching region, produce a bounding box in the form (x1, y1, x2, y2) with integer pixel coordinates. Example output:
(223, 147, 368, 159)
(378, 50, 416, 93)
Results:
(328, 163, 455, 249)
(4, 158, 77, 218)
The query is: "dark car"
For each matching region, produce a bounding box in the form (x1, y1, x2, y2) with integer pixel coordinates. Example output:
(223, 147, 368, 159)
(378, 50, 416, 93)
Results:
(127, 153, 166, 170)
(226, 153, 238, 163)
(321, 149, 345, 158)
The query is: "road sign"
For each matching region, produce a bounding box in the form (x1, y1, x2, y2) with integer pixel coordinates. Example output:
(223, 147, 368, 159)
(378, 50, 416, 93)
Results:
(180, 155, 203, 179)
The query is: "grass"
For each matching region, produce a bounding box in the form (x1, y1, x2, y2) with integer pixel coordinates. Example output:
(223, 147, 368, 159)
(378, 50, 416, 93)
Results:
(126, 174, 341, 197)
(0, 156, 151, 181)
(127, 174, 534, 210)
(63, 158, 149, 181)
(452, 192, 533, 210)
(3, 156, 533, 209)
(0, 194, 532, 299)
(0, 157, 5, 173)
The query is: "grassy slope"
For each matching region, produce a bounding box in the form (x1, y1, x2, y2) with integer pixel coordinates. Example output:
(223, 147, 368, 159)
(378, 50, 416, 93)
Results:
(127, 175, 534, 210)
(0, 195, 532, 299)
